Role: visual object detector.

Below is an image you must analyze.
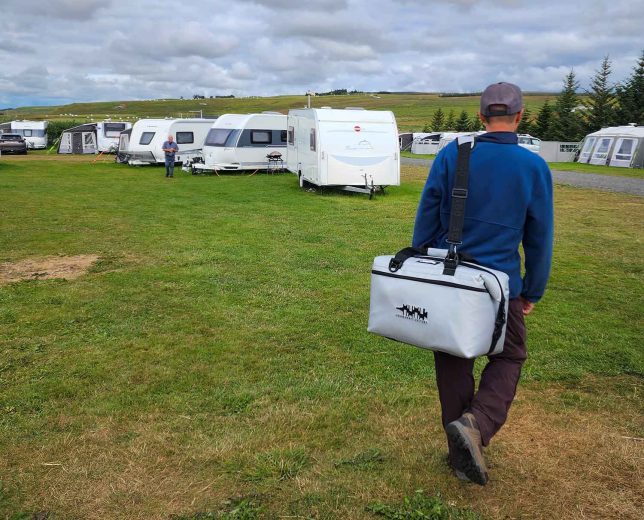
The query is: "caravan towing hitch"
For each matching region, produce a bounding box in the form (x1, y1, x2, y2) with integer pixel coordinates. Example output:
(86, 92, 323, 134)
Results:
(365, 173, 376, 200)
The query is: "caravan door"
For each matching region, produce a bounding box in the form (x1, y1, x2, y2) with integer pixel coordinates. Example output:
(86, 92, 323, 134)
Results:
(589, 137, 613, 165)
(287, 121, 297, 174)
(577, 137, 596, 163)
(72, 133, 83, 154)
(609, 137, 637, 168)
(60, 132, 72, 153)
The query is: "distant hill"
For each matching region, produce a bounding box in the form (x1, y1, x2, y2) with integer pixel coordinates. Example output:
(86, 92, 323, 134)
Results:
(0, 92, 558, 132)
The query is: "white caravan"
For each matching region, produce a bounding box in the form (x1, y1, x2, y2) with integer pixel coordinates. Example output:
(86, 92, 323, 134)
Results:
(191, 112, 287, 173)
(286, 108, 400, 196)
(577, 125, 644, 168)
(95, 122, 132, 152)
(0, 120, 48, 149)
(126, 118, 216, 165)
(436, 132, 484, 153)
(411, 132, 442, 155)
(58, 121, 132, 154)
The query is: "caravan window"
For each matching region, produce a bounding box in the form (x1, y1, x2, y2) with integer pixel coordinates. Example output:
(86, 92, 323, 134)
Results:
(250, 130, 271, 144)
(23, 129, 33, 137)
(104, 123, 127, 137)
(139, 132, 155, 145)
(615, 139, 635, 161)
(310, 128, 316, 151)
(176, 132, 194, 144)
(592, 137, 613, 159)
(84, 133, 94, 145)
(288, 126, 294, 145)
(579, 137, 596, 159)
(205, 128, 239, 147)
(280, 130, 287, 143)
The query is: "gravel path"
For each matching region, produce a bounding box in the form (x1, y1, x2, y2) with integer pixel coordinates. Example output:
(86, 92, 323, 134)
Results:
(401, 157, 644, 196)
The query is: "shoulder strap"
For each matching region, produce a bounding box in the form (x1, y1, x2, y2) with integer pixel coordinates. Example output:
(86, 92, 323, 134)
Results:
(443, 135, 475, 275)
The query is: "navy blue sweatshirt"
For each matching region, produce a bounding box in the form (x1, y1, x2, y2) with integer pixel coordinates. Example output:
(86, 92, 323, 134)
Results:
(412, 132, 553, 302)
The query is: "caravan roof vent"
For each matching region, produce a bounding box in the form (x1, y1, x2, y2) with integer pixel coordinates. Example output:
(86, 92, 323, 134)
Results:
(262, 111, 283, 115)
(320, 106, 332, 109)
(345, 107, 365, 110)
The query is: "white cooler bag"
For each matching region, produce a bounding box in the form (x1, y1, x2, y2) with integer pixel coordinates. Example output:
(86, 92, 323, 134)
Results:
(367, 248, 509, 358)
(367, 135, 509, 359)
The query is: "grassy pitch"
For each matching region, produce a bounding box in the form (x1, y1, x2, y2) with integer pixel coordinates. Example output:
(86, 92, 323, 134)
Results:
(0, 156, 642, 519)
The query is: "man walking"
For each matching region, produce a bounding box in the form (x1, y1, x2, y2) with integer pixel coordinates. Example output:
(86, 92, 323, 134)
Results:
(162, 134, 179, 177)
(412, 82, 553, 485)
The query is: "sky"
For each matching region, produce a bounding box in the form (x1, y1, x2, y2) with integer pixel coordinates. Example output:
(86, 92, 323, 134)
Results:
(0, 0, 642, 108)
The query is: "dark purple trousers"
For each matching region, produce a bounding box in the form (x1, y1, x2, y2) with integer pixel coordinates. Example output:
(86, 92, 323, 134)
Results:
(434, 298, 527, 446)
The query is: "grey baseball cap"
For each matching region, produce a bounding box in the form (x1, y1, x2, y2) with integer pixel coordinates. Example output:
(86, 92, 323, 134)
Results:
(480, 82, 523, 116)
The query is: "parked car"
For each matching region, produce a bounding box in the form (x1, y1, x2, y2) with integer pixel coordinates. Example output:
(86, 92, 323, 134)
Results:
(518, 134, 541, 154)
(0, 134, 28, 154)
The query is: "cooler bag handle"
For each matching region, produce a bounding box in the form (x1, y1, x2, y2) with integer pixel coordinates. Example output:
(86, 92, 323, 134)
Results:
(388, 246, 427, 272)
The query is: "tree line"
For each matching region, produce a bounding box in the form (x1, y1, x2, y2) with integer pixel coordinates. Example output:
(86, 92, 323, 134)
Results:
(422, 52, 643, 141)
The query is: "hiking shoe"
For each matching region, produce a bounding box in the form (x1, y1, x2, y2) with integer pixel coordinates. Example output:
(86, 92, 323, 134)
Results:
(447, 441, 471, 482)
(446, 454, 471, 482)
(445, 413, 488, 485)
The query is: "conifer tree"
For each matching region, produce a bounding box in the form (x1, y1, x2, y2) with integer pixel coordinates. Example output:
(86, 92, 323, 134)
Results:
(534, 101, 554, 139)
(430, 108, 446, 131)
(584, 55, 617, 132)
(455, 110, 470, 131)
(550, 70, 585, 141)
(445, 109, 456, 130)
(616, 51, 644, 125)
(470, 113, 483, 131)
(517, 106, 534, 135)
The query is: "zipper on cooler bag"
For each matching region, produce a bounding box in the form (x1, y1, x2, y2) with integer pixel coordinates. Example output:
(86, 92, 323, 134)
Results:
(371, 269, 487, 292)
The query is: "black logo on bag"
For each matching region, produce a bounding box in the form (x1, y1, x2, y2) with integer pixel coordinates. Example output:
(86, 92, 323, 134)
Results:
(395, 304, 428, 323)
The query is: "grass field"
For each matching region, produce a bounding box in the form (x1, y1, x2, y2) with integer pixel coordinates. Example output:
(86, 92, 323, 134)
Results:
(1, 93, 557, 132)
(401, 151, 436, 160)
(548, 161, 644, 179)
(0, 155, 642, 519)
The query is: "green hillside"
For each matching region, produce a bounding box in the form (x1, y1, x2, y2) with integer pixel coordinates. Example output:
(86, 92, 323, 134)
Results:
(0, 92, 557, 131)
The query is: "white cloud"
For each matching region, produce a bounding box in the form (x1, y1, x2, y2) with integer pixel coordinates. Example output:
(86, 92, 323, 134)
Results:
(0, 0, 642, 107)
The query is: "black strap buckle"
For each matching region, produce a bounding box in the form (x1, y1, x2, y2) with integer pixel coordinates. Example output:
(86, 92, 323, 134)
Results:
(443, 245, 459, 276)
(388, 258, 402, 272)
(452, 188, 468, 198)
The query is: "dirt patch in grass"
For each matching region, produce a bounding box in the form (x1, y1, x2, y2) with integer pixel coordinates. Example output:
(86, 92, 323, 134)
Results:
(0, 254, 99, 285)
